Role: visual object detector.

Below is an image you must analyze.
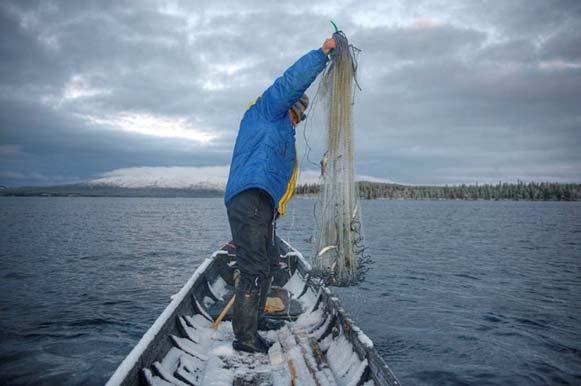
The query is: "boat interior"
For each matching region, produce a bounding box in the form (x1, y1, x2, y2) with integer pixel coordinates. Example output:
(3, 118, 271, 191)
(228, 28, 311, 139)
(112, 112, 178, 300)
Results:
(107, 239, 399, 386)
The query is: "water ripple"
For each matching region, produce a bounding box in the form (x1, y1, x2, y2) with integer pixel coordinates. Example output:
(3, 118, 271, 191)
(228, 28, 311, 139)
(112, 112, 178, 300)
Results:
(1, 198, 580, 386)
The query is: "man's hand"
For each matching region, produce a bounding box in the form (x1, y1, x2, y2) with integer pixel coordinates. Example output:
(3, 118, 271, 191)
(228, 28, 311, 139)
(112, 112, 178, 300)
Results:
(322, 37, 336, 55)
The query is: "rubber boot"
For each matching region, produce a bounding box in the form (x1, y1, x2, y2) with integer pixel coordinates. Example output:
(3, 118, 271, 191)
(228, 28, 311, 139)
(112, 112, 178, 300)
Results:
(232, 277, 268, 354)
(257, 276, 286, 332)
(254, 275, 273, 348)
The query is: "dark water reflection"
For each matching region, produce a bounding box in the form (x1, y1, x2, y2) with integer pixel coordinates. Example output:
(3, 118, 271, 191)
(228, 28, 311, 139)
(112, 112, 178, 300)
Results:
(1, 198, 580, 385)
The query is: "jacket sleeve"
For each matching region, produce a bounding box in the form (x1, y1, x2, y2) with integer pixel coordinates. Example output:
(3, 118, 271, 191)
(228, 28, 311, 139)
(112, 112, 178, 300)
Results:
(255, 49, 329, 121)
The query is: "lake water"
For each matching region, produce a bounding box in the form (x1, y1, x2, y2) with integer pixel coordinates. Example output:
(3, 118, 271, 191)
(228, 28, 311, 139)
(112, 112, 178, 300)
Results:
(0, 197, 580, 385)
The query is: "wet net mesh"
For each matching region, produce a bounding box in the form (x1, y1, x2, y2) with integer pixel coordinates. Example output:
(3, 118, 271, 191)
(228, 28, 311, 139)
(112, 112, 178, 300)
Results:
(312, 31, 371, 286)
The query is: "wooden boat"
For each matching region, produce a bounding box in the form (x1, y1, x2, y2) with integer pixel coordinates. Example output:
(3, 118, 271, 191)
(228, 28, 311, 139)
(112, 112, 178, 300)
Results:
(105, 238, 400, 386)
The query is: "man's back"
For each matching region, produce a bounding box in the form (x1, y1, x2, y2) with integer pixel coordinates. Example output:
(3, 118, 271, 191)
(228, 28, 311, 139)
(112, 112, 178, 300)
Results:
(224, 48, 329, 216)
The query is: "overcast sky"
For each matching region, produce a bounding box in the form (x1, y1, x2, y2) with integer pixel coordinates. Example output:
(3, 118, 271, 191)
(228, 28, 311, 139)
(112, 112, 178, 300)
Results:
(1, 0, 580, 187)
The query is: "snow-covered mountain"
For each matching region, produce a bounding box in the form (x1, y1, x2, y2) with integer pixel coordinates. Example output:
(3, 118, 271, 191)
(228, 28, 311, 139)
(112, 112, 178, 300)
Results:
(88, 166, 395, 190)
(89, 166, 230, 190)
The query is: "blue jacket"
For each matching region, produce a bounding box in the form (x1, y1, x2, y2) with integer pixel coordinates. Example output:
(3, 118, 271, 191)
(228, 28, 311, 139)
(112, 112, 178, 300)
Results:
(224, 49, 329, 214)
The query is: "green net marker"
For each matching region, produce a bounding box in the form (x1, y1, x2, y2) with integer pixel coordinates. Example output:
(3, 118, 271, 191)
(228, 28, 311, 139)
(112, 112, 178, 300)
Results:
(329, 20, 339, 57)
(330, 20, 339, 33)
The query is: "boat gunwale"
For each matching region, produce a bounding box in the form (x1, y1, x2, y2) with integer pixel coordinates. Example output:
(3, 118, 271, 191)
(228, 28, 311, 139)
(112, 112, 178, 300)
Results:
(313, 285, 401, 386)
(104, 253, 218, 386)
(287, 240, 400, 386)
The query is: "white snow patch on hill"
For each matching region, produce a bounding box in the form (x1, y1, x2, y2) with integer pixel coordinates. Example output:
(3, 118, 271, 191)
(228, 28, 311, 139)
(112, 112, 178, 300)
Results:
(297, 170, 396, 184)
(90, 166, 229, 190)
(89, 166, 396, 190)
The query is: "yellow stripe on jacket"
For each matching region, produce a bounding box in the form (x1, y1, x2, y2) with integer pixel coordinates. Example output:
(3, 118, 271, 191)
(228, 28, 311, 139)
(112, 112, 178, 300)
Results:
(244, 98, 297, 217)
(277, 145, 298, 217)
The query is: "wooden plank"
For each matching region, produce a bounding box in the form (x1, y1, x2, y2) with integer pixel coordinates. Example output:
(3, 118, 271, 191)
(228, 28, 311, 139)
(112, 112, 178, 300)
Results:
(310, 337, 329, 370)
(288, 359, 297, 386)
(211, 294, 235, 329)
(293, 332, 321, 386)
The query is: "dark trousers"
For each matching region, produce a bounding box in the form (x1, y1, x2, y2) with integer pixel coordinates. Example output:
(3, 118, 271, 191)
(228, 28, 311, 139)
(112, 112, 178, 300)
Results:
(226, 189, 280, 286)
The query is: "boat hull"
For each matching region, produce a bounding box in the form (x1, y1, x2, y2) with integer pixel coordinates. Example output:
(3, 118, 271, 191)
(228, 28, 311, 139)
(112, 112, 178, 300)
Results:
(105, 238, 399, 386)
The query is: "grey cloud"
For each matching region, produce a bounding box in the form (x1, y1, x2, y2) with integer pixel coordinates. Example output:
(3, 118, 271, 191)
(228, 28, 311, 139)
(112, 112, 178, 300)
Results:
(477, 39, 538, 63)
(454, 0, 581, 38)
(0, 96, 231, 186)
(352, 23, 485, 63)
(0, 6, 67, 88)
(541, 24, 581, 62)
(1, 0, 580, 187)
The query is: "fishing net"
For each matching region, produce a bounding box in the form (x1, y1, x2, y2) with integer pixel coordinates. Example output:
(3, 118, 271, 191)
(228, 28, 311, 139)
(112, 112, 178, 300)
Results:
(312, 31, 371, 286)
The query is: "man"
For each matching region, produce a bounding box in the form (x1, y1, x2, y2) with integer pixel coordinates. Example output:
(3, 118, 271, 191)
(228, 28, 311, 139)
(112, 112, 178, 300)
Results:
(224, 37, 336, 353)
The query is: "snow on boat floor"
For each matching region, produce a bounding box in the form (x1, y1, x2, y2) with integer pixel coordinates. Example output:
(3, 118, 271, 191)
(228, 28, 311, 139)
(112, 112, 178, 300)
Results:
(143, 271, 375, 386)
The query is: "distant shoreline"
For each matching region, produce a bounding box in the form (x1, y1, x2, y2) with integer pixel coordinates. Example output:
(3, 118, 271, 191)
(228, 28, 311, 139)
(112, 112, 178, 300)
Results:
(1, 181, 579, 201)
(1, 196, 579, 202)
(296, 181, 581, 201)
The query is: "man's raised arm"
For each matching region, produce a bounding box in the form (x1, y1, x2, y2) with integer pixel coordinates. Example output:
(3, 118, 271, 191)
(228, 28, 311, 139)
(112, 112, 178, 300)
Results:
(255, 37, 336, 121)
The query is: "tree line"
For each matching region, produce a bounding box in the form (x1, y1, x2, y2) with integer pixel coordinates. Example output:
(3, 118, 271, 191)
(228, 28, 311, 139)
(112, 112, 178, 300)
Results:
(295, 181, 581, 201)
